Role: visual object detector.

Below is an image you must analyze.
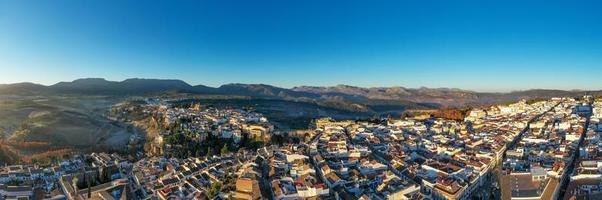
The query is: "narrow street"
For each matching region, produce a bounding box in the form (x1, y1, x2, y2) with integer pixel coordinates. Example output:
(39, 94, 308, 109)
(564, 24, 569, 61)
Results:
(556, 111, 592, 200)
(487, 102, 561, 200)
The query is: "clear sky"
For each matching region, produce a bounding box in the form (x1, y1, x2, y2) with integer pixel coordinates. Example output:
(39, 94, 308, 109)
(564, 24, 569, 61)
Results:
(1, 0, 601, 92)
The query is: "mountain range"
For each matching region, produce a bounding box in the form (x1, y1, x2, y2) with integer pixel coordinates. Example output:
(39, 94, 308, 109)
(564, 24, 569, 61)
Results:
(0, 78, 598, 111)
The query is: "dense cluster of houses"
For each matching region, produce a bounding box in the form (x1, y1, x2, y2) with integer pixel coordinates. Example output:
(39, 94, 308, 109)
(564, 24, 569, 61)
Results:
(313, 121, 420, 200)
(562, 99, 602, 199)
(1, 153, 129, 200)
(268, 145, 329, 199)
(157, 104, 273, 142)
(130, 149, 269, 200)
(4, 96, 602, 200)
(500, 97, 594, 200)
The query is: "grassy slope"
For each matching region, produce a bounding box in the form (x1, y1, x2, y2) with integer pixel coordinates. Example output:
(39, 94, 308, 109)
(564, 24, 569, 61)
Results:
(0, 96, 134, 164)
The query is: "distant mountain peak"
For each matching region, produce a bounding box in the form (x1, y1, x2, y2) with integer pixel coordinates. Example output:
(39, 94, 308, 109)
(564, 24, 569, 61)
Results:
(1, 78, 599, 109)
(123, 78, 185, 82)
(74, 77, 108, 81)
(70, 78, 112, 83)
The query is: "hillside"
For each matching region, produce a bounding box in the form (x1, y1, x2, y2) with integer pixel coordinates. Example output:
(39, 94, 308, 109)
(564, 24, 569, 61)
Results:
(292, 85, 481, 107)
(0, 96, 137, 164)
(0, 78, 599, 112)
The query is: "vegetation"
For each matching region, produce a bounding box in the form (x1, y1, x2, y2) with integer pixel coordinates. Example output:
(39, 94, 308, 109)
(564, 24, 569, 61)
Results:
(207, 181, 223, 198)
(270, 132, 301, 145)
(0, 145, 21, 165)
(163, 121, 266, 159)
(22, 148, 73, 164)
(7, 179, 22, 186)
(402, 108, 471, 121)
(0, 96, 134, 165)
(170, 98, 370, 130)
(431, 108, 471, 121)
(526, 97, 548, 105)
(220, 144, 229, 155)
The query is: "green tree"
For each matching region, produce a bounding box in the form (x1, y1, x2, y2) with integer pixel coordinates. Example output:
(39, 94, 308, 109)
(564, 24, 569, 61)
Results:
(220, 144, 229, 155)
(208, 182, 222, 198)
(207, 147, 213, 157)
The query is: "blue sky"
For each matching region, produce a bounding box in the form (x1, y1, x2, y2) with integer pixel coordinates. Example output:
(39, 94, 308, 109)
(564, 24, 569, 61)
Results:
(0, 0, 601, 92)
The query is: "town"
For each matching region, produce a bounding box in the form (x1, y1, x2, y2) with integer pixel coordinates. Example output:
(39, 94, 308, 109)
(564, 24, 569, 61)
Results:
(1, 96, 601, 200)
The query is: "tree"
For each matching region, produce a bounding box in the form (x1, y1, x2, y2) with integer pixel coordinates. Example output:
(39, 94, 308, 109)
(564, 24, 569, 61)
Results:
(220, 144, 229, 156)
(207, 182, 222, 198)
(7, 179, 21, 186)
(50, 155, 61, 165)
(240, 133, 250, 148)
(207, 147, 213, 157)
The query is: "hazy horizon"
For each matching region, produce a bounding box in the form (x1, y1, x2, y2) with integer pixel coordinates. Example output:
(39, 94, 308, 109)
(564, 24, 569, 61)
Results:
(1, 1, 601, 92)
(1, 77, 601, 93)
